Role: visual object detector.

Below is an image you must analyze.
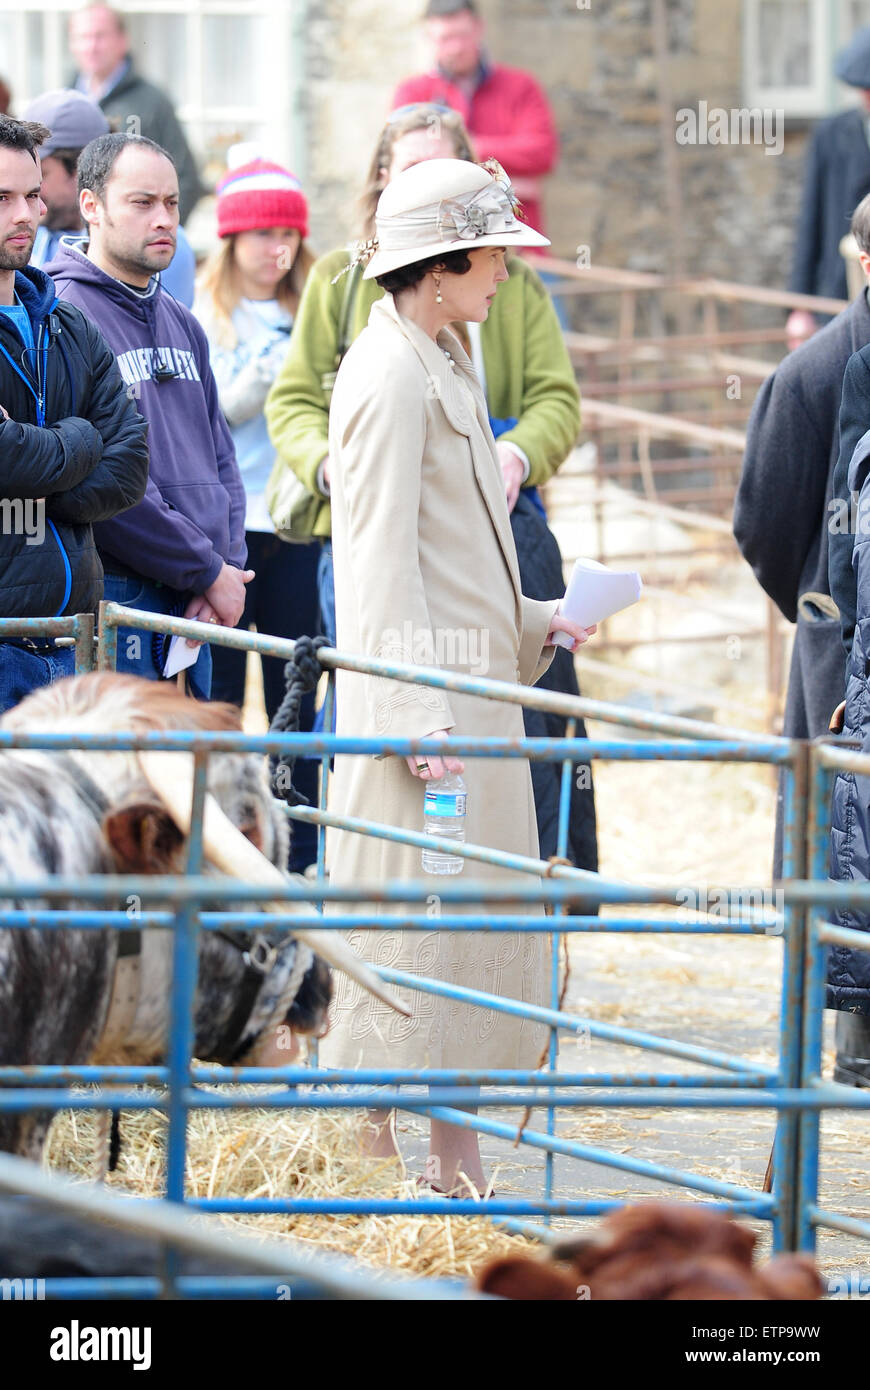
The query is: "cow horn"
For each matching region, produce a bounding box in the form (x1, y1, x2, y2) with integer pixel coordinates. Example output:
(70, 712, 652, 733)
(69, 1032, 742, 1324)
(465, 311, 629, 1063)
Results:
(136, 751, 411, 1018)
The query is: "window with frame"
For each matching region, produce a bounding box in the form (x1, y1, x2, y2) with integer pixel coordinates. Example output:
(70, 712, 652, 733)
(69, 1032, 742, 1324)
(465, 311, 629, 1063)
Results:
(744, 0, 870, 114)
(5, 2, 298, 179)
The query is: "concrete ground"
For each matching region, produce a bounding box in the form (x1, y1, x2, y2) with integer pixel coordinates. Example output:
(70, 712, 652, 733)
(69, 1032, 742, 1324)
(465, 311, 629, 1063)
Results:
(393, 945, 867, 1287)
(243, 634, 869, 1289)
(389, 733, 869, 1289)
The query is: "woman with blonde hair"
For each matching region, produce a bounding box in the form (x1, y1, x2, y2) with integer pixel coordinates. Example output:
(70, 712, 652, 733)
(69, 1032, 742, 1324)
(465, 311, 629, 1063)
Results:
(195, 157, 319, 871)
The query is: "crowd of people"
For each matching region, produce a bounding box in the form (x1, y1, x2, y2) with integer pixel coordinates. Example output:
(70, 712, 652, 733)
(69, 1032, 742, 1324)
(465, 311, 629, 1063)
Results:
(5, 0, 870, 1191)
(0, 0, 598, 1193)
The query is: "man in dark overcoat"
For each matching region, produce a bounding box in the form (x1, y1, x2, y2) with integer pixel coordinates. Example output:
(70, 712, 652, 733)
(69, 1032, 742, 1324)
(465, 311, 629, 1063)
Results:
(787, 27, 870, 346)
(736, 194, 870, 1086)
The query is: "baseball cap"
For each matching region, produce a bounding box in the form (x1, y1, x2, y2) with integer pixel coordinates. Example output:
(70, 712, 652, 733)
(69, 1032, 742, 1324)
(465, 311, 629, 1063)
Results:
(20, 89, 110, 154)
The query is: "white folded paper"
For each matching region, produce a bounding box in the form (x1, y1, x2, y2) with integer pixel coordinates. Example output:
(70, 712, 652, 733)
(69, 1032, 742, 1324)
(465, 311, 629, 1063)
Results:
(163, 633, 201, 679)
(551, 557, 643, 649)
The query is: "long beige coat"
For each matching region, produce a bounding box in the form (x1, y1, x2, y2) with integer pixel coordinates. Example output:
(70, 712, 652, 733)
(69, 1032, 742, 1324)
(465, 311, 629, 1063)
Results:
(318, 294, 559, 1071)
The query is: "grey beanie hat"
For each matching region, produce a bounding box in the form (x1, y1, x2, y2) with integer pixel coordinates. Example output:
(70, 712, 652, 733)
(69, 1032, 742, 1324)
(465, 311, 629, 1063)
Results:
(835, 27, 870, 88)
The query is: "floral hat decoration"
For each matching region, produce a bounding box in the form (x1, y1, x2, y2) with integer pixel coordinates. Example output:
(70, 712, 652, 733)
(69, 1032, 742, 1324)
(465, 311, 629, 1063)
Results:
(340, 158, 549, 282)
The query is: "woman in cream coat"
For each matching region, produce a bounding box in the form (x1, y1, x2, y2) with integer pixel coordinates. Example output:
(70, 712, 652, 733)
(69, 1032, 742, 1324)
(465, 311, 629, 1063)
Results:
(318, 159, 594, 1194)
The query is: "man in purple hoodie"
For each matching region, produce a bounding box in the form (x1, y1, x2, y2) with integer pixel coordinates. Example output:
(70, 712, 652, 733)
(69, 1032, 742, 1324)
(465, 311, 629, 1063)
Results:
(47, 131, 251, 698)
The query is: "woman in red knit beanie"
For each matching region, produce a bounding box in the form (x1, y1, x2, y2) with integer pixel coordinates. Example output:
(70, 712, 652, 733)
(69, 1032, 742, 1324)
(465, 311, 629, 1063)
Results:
(194, 156, 320, 872)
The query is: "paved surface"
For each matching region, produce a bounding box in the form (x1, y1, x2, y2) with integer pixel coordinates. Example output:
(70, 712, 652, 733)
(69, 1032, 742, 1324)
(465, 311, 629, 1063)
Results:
(393, 928, 869, 1287)
(245, 645, 869, 1287)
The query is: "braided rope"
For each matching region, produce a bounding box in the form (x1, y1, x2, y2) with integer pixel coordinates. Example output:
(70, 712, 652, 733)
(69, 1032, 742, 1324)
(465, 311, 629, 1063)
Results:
(269, 634, 329, 806)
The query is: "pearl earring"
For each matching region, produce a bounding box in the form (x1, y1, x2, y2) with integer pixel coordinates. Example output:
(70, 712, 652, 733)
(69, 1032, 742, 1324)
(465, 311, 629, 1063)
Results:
(434, 273, 442, 304)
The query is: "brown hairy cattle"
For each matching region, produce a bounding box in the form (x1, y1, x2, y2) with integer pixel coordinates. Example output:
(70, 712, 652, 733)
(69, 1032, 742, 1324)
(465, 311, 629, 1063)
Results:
(476, 1202, 823, 1300)
(0, 673, 406, 1159)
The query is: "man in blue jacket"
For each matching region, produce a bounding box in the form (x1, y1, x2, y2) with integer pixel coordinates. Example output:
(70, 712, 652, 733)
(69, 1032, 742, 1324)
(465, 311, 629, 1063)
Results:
(48, 131, 251, 699)
(0, 114, 148, 711)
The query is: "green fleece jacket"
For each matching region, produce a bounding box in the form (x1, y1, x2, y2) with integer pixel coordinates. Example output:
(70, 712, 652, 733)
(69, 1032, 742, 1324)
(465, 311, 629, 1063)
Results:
(265, 248, 581, 538)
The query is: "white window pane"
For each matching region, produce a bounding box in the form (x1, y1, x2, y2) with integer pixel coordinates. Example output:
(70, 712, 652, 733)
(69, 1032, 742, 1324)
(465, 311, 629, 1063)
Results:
(757, 0, 812, 87)
(124, 13, 189, 108)
(846, 0, 870, 31)
(202, 16, 265, 108)
(199, 118, 253, 170)
(25, 13, 46, 99)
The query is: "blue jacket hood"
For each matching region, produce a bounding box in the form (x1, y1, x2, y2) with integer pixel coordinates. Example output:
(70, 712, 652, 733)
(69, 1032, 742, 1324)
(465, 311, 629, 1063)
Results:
(12, 264, 58, 326)
(44, 238, 159, 323)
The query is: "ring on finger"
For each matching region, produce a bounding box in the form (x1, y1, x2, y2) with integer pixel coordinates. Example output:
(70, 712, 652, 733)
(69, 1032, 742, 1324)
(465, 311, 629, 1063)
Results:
(416, 761, 429, 772)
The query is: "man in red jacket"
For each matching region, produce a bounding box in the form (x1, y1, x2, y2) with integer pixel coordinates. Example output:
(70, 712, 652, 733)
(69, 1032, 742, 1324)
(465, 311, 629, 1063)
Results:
(392, 0, 558, 239)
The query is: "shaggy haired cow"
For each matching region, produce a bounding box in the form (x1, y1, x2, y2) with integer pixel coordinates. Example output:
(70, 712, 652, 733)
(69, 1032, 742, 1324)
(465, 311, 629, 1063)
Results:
(0, 672, 405, 1160)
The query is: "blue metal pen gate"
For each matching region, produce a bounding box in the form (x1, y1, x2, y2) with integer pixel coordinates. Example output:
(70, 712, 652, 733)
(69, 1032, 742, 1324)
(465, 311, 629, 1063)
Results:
(0, 602, 867, 1298)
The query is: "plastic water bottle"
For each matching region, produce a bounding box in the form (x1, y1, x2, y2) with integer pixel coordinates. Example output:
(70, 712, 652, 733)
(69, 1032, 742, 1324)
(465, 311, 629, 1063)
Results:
(422, 772, 467, 875)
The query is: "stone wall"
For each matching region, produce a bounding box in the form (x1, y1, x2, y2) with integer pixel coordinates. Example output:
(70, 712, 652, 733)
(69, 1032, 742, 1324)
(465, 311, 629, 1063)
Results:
(302, 0, 427, 251)
(302, 0, 810, 293)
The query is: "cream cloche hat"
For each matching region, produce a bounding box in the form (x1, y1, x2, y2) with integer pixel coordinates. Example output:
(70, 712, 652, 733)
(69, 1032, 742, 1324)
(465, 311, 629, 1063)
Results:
(360, 157, 550, 280)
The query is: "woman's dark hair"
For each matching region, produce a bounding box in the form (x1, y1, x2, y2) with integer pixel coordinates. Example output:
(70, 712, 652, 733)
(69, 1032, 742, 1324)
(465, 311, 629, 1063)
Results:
(376, 247, 472, 294)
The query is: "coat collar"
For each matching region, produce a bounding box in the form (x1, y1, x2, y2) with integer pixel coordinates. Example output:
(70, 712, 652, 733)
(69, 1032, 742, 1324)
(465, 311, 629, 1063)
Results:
(370, 293, 477, 434)
(369, 294, 522, 623)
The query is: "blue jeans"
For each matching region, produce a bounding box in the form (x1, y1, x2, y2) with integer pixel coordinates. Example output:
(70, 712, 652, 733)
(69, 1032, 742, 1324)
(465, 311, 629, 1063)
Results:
(317, 538, 336, 647)
(211, 532, 320, 720)
(0, 640, 77, 714)
(313, 539, 336, 737)
(102, 572, 212, 700)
